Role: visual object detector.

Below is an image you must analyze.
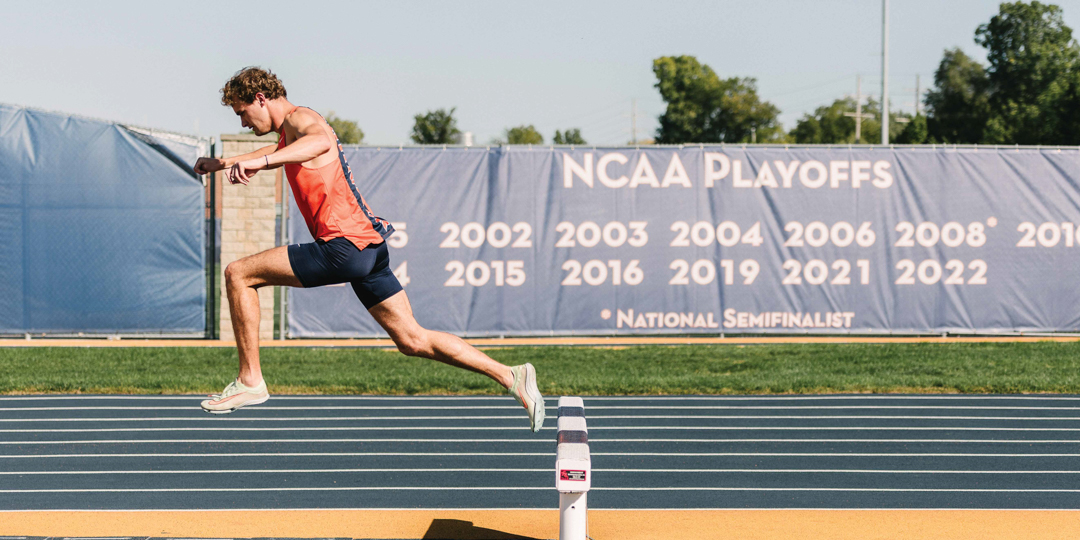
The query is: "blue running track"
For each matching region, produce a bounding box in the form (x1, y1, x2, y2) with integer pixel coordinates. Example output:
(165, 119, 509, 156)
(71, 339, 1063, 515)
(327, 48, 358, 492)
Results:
(1, 395, 1080, 511)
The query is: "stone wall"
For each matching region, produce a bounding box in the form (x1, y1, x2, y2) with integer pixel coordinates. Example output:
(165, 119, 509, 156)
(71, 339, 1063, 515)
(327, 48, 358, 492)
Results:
(218, 133, 280, 341)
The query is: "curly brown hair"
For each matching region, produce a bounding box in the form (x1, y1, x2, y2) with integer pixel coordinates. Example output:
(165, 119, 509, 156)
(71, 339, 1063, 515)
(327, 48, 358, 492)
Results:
(220, 67, 287, 106)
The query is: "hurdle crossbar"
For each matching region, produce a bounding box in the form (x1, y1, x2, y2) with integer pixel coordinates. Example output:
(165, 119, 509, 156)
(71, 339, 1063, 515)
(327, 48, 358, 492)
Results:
(556, 396, 590, 540)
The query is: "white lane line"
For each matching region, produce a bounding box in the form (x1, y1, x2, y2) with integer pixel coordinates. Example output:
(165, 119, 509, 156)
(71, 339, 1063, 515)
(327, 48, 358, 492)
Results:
(0, 452, 552, 458)
(616, 426, 1080, 431)
(2, 487, 1080, 493)
(0, 416, 539, 423)
(585, 405, 1080, 409)
(593, 452, 1080, 457)
(589, 488, 1080, 492)
(593, 407, 1080, 411)
(600, 469, 1080, 474)
(0, 407, 525, 412)
(0, 438, 550, 444)
(0, 407, 538, 412)
(4, 468, 1080, 475)
(0, 468, 550, 474)
(583, 406, 1080, 411)
(5, 426, 1080, 433)
(1, 452, 1079, 458)
(583, 415, 1080, 420)
(6, 438, 1080, 445)
(0, 427, 550, 433)
(6, 405, 1080, 411)
(592, 438, 1080, 443)
(6, 404, 1072, 410)
(4, 415, 1080, 422)
(0, 487, 550, 492)
(3, 438, 1080, 446)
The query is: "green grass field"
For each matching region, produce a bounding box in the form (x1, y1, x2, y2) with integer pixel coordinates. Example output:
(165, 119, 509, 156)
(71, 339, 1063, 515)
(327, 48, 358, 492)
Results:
(2, 342, 1080, 395)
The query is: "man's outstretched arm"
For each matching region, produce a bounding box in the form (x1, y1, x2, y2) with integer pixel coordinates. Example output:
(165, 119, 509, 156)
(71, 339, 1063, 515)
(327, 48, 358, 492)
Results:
(193, 144, 278, 177)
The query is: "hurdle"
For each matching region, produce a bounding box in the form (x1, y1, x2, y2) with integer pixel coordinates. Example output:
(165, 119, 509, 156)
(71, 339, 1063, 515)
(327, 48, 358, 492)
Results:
(556, 396, 591, 540)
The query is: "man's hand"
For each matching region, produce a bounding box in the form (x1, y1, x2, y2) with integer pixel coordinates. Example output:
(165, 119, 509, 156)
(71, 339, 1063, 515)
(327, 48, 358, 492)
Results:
(227, 158, 266, 185)
(193, 157, 226, 176)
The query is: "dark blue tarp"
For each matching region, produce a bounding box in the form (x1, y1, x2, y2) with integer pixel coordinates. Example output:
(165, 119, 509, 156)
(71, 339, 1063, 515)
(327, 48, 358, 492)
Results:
(0, 104, 206, 335)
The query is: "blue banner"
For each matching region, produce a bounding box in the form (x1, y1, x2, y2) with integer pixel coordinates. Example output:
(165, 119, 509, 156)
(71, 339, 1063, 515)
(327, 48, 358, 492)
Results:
(288, 145, 1080, 336)
(0, 104, 207, 335)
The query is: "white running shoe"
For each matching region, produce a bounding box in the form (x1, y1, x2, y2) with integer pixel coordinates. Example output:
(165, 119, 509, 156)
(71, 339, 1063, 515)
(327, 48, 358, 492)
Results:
(509, 363, 545, 432)
(200, 378, 269, 414)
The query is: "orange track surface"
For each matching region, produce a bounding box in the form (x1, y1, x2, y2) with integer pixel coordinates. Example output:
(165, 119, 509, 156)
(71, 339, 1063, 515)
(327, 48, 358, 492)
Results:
(4, 509, 1080, 539)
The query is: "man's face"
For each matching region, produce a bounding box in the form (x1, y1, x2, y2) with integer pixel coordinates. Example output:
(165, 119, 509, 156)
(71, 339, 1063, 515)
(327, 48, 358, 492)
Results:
(231, 95, 271, 135)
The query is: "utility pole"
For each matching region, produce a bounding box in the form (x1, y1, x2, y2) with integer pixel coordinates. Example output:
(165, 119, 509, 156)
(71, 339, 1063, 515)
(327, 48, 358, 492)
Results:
(902, 75, 922, 120)
(915, 74, 920, 116)
(844, 75, 874, 142)
(631, 98, 637, 144)
(881, 0, 890, 144)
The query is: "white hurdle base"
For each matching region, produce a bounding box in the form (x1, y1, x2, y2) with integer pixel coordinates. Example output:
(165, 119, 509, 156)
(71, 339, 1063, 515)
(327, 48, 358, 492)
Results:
(557, 396, 590, 540)
(559, 491, 588, 540)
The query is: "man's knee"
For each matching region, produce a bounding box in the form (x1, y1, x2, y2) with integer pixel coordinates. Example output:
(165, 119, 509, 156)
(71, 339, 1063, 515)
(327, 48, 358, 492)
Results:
(395, 331, 432, 358)
(224, 260, 248, 289)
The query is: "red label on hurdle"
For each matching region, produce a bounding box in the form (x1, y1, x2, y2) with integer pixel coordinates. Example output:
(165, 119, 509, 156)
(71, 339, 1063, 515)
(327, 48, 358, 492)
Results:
(560, 469, 587, 481)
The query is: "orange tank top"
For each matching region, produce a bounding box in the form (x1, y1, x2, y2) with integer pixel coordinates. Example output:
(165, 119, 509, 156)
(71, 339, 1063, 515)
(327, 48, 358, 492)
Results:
(277, 107, 394, 251)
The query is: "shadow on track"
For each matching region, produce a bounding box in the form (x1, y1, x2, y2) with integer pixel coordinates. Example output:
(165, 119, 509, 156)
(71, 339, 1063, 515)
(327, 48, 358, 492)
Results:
(422, 518, 543, 540)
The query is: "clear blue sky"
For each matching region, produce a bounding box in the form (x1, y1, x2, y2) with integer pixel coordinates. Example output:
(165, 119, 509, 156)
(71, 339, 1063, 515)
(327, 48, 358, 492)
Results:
(2, 0, 1077, 145)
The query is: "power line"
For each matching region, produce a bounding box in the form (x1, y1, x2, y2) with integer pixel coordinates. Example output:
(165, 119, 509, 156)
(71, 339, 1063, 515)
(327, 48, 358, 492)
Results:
(768, 74, 855, 99)
(546, 101, 628, 130)
(881, 0, 890, 144)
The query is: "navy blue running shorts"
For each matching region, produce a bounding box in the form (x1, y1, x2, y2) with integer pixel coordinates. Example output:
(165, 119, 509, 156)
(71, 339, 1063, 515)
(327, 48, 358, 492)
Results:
(287, 237, 403, 309)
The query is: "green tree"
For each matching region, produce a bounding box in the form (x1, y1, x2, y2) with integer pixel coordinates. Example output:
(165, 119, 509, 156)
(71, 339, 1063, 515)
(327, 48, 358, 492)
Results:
(925, 2, 1080, 144)
(505, 125, 544, 144)
(325, 111, 364, 144)
(652, 55, 783, 144)
(553, 128, 586, 144)
(1060, 72, 1080, 143)
(790, 98, 859, 144)
(410, 108, 461, 144)
(895, 114, 929, 144)
(788, 97, 907, 144)
(925, 48, 991, 143)
(978, 1, 1080, 143)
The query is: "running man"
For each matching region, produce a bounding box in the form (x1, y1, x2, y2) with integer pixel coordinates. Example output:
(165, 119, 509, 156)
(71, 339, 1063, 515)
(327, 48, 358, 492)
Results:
(192, 67, 545, 431)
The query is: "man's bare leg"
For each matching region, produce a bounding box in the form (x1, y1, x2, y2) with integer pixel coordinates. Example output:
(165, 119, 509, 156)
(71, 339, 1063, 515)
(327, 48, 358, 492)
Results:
(223, 246, 303, 387)
(368, 291, 546, 431)
(368, 291, 514, 389)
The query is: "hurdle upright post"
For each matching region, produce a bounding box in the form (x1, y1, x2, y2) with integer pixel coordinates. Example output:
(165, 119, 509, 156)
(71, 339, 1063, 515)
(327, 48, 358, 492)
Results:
(556, 396, 590, 540)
